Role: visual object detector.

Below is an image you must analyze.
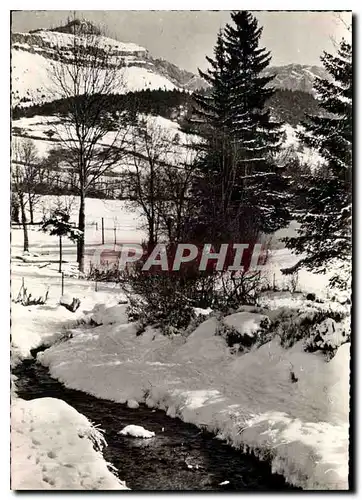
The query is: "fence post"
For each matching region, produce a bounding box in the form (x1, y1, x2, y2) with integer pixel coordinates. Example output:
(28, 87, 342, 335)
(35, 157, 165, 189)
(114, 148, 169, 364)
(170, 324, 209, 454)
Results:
(59, 235, 62, 273)
(101, 217, 104, 245)
(61, 272, 64, 296)
(114, 226, 117, 246)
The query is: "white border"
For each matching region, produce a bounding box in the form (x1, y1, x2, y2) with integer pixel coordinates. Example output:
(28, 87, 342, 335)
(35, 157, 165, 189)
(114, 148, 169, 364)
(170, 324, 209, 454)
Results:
(3, 1, 359, 10)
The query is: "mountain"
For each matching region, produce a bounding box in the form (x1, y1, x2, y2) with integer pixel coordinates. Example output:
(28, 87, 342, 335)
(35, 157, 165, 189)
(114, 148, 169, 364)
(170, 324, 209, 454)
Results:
(265, 64, 328, 94)
(11, 21, 207, 108)
(149, 58, 207, 92)
(11, 19, 327, 109)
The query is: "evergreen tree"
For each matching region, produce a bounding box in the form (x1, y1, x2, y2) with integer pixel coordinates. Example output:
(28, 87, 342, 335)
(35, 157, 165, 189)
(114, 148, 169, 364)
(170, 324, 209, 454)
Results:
(191, 11, 290, 243)
(284, 39, 352, 288)
(196, 31, 232, 132)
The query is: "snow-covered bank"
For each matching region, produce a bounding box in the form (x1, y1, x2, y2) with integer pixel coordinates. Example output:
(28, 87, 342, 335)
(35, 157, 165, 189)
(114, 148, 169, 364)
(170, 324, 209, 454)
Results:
(37, 306, 350, 490)
(11, 251, 128, 363)
(11, 397, 127, 490)
(11, 283, 125, 364)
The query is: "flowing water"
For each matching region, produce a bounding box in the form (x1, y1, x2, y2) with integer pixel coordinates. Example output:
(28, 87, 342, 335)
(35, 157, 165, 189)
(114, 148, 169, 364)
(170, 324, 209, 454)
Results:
(13, 356, 298, 491)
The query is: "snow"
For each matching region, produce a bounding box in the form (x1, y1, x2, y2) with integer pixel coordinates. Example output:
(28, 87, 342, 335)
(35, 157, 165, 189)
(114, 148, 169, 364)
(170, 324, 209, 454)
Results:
(11, 396, 127, 490)
(32, 301, 349, 490)
(282, 124, 325, 170)
(120, 66, 176, 93)
(12, 44, 178, 107)
(11, 266, 127, 363)
(12, 113, 199, 173)
(90, 304, 128, 326)
(223, 311, 269, 337)
(23, 30, 147, 54)
(11, 200, 350, 491)
(127, 400, 140, 409)
(118, 425, 155, 438)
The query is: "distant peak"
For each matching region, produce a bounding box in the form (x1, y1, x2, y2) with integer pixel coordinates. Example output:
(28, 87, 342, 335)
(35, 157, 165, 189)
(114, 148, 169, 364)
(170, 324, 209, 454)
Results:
(48, 18, 102, 36)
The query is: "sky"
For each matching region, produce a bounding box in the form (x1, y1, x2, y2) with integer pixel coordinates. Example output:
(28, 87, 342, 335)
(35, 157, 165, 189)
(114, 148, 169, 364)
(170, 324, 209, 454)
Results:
(11, 10, 352, 73)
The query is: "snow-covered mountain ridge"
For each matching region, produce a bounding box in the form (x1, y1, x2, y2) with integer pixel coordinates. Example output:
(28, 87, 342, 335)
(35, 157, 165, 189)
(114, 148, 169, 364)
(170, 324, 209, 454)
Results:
(12, 20, 327, 108)
(265, 63, 328, 94)
(11, 25, 206, 107)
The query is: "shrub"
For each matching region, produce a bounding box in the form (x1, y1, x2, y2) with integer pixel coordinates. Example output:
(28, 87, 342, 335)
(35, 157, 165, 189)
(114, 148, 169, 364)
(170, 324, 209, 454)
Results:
(256, 302, 350, 357)
(86, 262, 121, 282)
(215, 321, 261, 353)
(304, 316, 350, 358)
(123, 271, 197, 335)
(14, 280, 49, 306)
(216, 270, 264, 311)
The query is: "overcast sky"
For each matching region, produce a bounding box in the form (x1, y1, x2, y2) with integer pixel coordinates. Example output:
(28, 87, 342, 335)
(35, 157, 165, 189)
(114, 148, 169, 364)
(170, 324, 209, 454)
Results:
(11, 10, 351, 73)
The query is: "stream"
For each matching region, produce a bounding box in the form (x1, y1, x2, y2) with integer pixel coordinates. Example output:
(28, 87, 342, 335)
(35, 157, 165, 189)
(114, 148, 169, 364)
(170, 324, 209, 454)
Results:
(13, 355, 298, 491)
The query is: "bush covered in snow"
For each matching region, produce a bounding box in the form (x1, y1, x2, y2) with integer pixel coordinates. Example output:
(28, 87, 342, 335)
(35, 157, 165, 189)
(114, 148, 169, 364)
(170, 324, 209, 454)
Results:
(304, 316, 351, 358)
(257, 302, 350, 357)
(120, 257, 216, 334)
(216, 323, 255, 352)
(127, 288, 196, 336)
(215, 312, 270, 353)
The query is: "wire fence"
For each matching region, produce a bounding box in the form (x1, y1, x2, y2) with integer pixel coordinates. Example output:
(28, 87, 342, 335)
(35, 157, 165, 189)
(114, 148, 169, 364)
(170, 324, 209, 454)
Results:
(12, 215, 143, 246)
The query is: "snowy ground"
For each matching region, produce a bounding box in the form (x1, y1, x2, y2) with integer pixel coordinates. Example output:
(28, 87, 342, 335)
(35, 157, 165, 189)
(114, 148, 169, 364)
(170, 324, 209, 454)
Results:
(11, 396, 127, 490)
(38, 308, 349, 490)
(11, 203, 350, 491)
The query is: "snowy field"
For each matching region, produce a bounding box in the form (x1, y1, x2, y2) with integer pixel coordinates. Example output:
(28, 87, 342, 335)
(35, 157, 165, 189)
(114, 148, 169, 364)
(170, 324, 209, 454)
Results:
(12, 114, 200, 179)
(11, 201, 350, 490)
(12, 195, 346, 302)
(11, 196, 147, 273)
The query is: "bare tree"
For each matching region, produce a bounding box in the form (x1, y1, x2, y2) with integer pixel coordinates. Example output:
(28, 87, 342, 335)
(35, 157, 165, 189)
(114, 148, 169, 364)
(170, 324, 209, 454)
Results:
(127, 117, 172, 246)
(158, 135, 199, 243)
(47, 18, 131, 271)
(128, 119, 200, 246)
(11, 139, 44, 252)
(22, 144, 47, 224)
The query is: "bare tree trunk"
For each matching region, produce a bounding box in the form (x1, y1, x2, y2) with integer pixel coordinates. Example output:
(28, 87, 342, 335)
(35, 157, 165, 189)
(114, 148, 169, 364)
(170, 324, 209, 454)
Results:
(59, 235, 62, 273)
(149, 218, 156, 246)
(19, 196, 29, 253)
(11, 195, 20, 223)
(77, 191, 85, 272)
(28, 194, 34, 224)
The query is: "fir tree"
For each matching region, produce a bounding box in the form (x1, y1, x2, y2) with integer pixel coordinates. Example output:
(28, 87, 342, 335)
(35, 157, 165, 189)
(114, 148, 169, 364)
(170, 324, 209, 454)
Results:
(191, 11, 290, 242)
(283, 39, 352, 288)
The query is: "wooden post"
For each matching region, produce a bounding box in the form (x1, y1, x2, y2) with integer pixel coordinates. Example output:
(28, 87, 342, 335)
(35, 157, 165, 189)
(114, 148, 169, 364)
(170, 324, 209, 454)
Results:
(101, 217, 104, 244)
(59, 235, 62, 273)
(114, 226, 116, 246)
(95, 280, 98, 292)
(61, 272, 64, 296)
